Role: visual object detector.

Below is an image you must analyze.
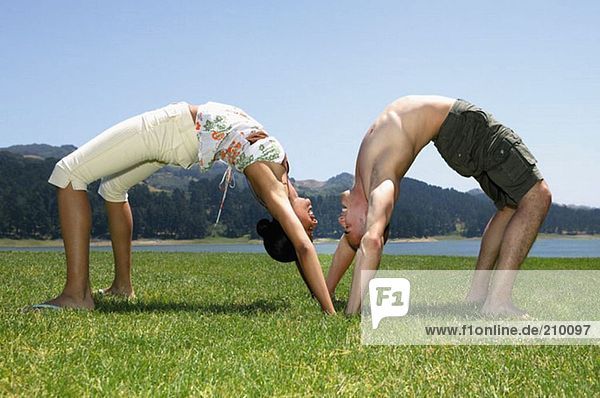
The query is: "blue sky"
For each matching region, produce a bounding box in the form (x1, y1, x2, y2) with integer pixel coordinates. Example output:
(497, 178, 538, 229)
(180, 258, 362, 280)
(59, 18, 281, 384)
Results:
(1, 1, 599, 206)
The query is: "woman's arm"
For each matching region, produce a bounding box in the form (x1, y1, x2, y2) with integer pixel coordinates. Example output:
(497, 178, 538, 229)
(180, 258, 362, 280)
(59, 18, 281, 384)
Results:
(285, 225, 335, 314)
(294, 260, 315, 298)
(245, 163, 335, 314)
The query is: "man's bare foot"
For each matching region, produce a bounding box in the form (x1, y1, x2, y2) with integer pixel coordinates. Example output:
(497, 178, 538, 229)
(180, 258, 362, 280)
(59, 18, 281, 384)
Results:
(465, 293, 486, 307)
(97, 286, 135, 299)
(481, 300, 529, 318)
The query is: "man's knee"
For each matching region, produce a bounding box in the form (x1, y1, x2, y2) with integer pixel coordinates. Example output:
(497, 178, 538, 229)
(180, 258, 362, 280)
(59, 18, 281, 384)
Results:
(519, 180, 552, 213)
(539, 181, 552, 209)
(360, 231, 384, 254)
(533, 180, 552, 212)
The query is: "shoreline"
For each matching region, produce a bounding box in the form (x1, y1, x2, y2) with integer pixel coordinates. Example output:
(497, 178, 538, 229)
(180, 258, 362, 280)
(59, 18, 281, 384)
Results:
(0, 233, 597, 248)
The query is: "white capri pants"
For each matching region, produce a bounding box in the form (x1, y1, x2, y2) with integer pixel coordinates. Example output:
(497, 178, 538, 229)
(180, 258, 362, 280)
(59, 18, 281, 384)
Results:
(48, 102, 198, 202)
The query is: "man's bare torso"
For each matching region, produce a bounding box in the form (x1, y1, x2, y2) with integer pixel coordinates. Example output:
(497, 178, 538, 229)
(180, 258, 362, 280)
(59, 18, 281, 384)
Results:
(354, 95, 456, 198)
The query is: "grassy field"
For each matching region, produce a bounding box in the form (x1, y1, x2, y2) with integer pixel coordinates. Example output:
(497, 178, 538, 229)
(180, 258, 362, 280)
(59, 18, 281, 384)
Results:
(0, 252, 598, 396)
(0, 236, 260, 248)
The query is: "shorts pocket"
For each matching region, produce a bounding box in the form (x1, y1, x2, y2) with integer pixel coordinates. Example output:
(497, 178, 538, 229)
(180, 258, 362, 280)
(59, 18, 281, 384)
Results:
(490, 135, 537, 182)
(447, 150, 477, 177)
(514, 142, 537, 165)
(442, 124, 479, 177)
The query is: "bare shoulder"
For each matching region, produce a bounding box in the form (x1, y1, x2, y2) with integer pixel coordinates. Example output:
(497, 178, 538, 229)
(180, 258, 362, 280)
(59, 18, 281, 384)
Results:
(244, 161, 286, 182)
(244, 162, 286, 199)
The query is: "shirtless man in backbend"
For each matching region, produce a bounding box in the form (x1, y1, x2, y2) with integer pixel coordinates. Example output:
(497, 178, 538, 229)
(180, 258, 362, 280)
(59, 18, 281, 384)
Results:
(325, 95, 552, 315)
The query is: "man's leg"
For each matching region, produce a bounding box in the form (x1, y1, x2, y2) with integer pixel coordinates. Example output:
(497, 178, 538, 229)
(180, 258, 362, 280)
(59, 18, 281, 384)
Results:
(482, 180, 552, 314)
(466, 207, 515, 304)
(46, 184, 95, 309)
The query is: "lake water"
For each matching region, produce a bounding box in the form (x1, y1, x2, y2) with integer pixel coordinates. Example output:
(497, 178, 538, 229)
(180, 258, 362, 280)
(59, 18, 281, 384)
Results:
(1, 238, 599, 257)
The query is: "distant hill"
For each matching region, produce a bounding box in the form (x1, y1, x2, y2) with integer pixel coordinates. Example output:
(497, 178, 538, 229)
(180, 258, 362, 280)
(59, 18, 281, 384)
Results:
(1, 144, 598, 239)
(0, 144, 77, 160)
(0, 143, 352, 194)
(294, 173, 354, 196)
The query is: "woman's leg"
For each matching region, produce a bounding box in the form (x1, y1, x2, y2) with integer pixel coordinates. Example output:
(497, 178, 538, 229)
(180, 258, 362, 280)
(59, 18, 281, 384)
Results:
(43, 116, 156, 309)
(41, 103, 193, 309)
(45, 183, 95, 309)
(101, 201, 135, 297)
(99, 161, 164, 297)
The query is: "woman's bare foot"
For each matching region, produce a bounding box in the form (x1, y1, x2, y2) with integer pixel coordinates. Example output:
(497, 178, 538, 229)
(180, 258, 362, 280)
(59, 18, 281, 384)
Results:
(42, 292, 95, 310)
(97, 286, 135, 299)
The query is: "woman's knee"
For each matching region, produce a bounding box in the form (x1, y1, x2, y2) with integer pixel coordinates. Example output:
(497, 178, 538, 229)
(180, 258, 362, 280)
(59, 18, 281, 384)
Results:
(98, 179, 129, 203)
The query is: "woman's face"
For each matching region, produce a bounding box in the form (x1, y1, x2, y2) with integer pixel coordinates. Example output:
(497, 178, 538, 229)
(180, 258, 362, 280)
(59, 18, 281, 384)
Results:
(291, 197, 318, 239)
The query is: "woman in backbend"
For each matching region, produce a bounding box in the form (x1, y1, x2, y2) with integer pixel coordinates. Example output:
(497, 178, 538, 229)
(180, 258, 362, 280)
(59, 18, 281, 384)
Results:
(34, 101, 334, 314)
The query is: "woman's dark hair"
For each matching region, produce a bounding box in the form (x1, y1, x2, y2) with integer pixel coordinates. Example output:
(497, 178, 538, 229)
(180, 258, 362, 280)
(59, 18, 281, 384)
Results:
(256, 218, 297, 263)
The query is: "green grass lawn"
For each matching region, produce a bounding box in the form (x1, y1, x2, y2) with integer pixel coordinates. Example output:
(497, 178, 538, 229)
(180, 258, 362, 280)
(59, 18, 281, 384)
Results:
(0, 252, 598, 396)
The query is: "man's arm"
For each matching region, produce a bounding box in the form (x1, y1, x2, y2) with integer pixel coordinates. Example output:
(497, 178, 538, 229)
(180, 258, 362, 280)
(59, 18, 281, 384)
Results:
(326, 234, 357, 298)
(345, 179, 395, 314)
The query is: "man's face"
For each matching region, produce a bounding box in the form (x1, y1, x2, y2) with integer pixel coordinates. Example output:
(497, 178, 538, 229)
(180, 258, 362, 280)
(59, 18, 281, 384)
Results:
(339, 190, 366, 250)
(292, 197, 318, 240)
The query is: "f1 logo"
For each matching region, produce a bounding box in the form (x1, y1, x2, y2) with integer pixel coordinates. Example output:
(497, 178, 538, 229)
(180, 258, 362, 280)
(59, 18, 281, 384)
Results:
(369, 278, 411, 329)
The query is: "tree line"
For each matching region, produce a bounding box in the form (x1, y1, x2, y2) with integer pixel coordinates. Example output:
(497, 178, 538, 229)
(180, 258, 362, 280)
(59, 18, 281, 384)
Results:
(1, 151, 598, 240)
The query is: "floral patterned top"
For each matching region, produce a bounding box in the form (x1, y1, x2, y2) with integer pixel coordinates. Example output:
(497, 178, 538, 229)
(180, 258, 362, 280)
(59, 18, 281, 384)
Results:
(195, 102, 286, 173)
